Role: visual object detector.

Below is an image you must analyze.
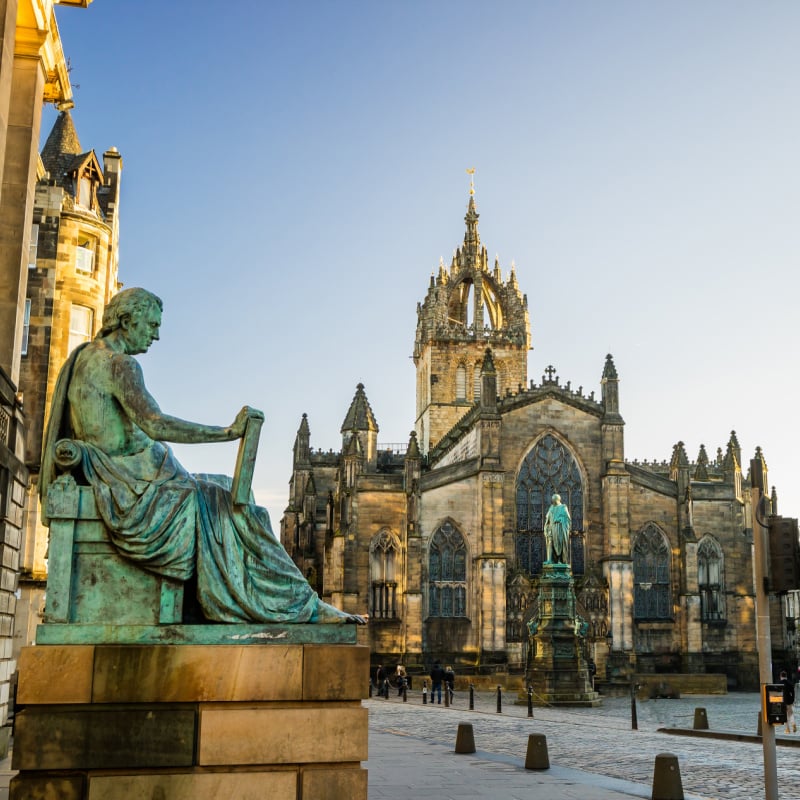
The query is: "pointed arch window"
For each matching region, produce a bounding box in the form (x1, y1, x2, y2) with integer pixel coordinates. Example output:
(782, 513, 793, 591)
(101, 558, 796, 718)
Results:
(515, 434, 584, 577)
(370, 529, 400, 619)
(428, 521, 467, 618)
(698, 536, 725, 622)
(633, 524, 672, 620)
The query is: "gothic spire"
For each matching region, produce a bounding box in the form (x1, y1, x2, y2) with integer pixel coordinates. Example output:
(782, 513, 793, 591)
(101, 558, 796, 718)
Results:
(340, 383, 378, 434)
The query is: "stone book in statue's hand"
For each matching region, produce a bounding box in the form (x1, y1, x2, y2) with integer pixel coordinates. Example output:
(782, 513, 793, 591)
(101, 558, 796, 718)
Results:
(231, 410, 264, 505)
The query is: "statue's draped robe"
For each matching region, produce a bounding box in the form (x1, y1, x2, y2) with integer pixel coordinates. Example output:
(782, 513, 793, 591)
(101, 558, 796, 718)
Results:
(544, 504, 571, 564)
(42, 344, 322, 623)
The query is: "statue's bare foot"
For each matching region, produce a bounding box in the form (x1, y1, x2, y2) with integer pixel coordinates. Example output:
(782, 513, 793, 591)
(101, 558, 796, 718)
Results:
(315, 600, 368, 625)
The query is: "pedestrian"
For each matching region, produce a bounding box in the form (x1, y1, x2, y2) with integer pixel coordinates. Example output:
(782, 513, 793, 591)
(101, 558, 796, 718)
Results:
(780, 669, 796, 733)
(444, 665, 455, 703)
(430, 661, 444, 704)
(375, 664, 386, 697)
(396, 664, 407, 696)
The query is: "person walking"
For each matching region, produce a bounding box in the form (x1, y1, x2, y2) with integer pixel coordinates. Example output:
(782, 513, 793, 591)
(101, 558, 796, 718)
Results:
(780, 669, 796, 733)
(375, 664, 386, 697)
(430, 661, 444, 704)
(444, 665, 455, 703)
(396, 664, 407, 696)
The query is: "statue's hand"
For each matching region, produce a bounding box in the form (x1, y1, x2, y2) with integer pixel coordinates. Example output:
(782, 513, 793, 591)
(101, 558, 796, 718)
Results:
(244, 406, 265, 422)
(230, 406, 263, 438)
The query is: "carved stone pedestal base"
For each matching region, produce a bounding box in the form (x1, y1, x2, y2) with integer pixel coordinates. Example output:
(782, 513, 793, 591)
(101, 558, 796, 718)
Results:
(526, 563, 601, 707)
(11, 633, 368, 799)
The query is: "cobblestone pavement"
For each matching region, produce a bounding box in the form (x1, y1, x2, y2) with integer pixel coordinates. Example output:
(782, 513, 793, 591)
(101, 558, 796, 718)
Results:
(367, 690, 800, 800)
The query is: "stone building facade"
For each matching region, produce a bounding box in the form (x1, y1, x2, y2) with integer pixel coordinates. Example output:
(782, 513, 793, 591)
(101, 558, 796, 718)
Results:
(0, 0, 89, 745)
(282, 190, 792, 691)
(14, 108, 121, 656)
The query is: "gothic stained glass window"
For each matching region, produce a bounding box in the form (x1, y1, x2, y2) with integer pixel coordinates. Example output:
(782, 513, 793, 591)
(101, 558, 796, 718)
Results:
(633, 524, 672, 620)
(698, 536, 725, 622)
(428, 521, 467, 618)
(515, 434, 584, 577)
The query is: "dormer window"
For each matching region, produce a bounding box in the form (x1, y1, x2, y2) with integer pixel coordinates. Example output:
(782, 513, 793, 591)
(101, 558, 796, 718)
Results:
(79, 175, 93, 208)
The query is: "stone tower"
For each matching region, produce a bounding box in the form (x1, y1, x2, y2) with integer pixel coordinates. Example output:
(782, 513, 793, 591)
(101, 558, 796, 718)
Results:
(413, 190, 530, 454)
(14, 108, 122, 659)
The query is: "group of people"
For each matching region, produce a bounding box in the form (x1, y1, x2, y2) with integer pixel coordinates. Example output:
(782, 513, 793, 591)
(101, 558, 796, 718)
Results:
(429, 661, 455, 704)
(372, 662, 456, 703)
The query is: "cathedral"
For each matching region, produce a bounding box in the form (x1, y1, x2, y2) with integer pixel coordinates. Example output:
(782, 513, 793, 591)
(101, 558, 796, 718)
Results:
(281, 188, 786, 691)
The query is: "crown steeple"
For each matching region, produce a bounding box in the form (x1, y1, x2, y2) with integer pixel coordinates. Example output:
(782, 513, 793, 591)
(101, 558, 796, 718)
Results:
(413, 180, 531, 454)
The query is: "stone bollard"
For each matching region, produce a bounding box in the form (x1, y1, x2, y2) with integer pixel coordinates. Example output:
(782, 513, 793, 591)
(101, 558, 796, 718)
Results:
(455, 722, 476, 754)
(651, 752, 684, 800)
(692, 707, 708, 730)
(524, 733, 549, 770)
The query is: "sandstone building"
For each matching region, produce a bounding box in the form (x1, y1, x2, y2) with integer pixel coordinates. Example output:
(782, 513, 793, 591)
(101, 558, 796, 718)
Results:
(0, 0, 90, 744)
(281, 190, 791, 691)
(14, 108, 121, 656)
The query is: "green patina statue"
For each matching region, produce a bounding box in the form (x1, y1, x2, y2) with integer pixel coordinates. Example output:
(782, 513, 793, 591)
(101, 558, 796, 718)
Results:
(543, 493, 571, 564)
(41, 287, 365, 625)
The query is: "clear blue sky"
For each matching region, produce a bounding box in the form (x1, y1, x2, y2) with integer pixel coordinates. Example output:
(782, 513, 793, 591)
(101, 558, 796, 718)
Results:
(46, 1, 800, 525)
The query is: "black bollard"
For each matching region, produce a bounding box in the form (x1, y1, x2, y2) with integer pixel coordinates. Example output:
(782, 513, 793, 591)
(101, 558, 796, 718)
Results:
(383, 678, 389, 700)
(630, 679, 638, 731)
(496, 685, 502, 714)
(369, 681, 373, 698)
(403, 682, 408, 703)
(444, 684, 450, 707)
(527, 686, 534, 718)
(469, 683, 474, 711)
(423, 679, 428, 705)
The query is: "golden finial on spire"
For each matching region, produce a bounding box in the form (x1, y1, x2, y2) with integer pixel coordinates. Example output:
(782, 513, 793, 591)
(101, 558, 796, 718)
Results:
(466, 167, 476, 196)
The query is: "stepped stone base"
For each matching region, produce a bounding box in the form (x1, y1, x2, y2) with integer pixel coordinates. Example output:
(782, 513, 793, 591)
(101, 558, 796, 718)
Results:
(11, 634, 368, 799)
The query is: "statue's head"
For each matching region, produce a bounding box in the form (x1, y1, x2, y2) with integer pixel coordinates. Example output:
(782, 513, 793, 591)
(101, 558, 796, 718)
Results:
(551, 493, 561, 504)
(98, 288, 163, 338)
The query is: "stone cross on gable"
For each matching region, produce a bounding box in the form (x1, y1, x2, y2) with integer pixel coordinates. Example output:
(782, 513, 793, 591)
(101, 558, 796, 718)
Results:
(544, 365, 557, 383)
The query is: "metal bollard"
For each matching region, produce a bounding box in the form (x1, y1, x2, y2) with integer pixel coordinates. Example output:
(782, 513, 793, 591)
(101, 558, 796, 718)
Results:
(444, 684, 450, 707)
(423, 679, 428, 705)
(469, 683, 474, 711)
(757, 711, 763, 737)
(525, 733, 549, 770)
(651, 752, 684, 800)
(630, 680, 638, 730)
(496, 684, 502, 714)
(692, 707, 708, 730)
(383, 679, 389, 700)
(403, 682, 407, 703)
(455, 722, 476, 754)
(527, 686, 534, 718)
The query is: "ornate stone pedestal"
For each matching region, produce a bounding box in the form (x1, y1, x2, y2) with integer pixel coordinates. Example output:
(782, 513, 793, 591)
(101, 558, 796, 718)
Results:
(525, 563, 601, 707)
(11, 629, 368, 799)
